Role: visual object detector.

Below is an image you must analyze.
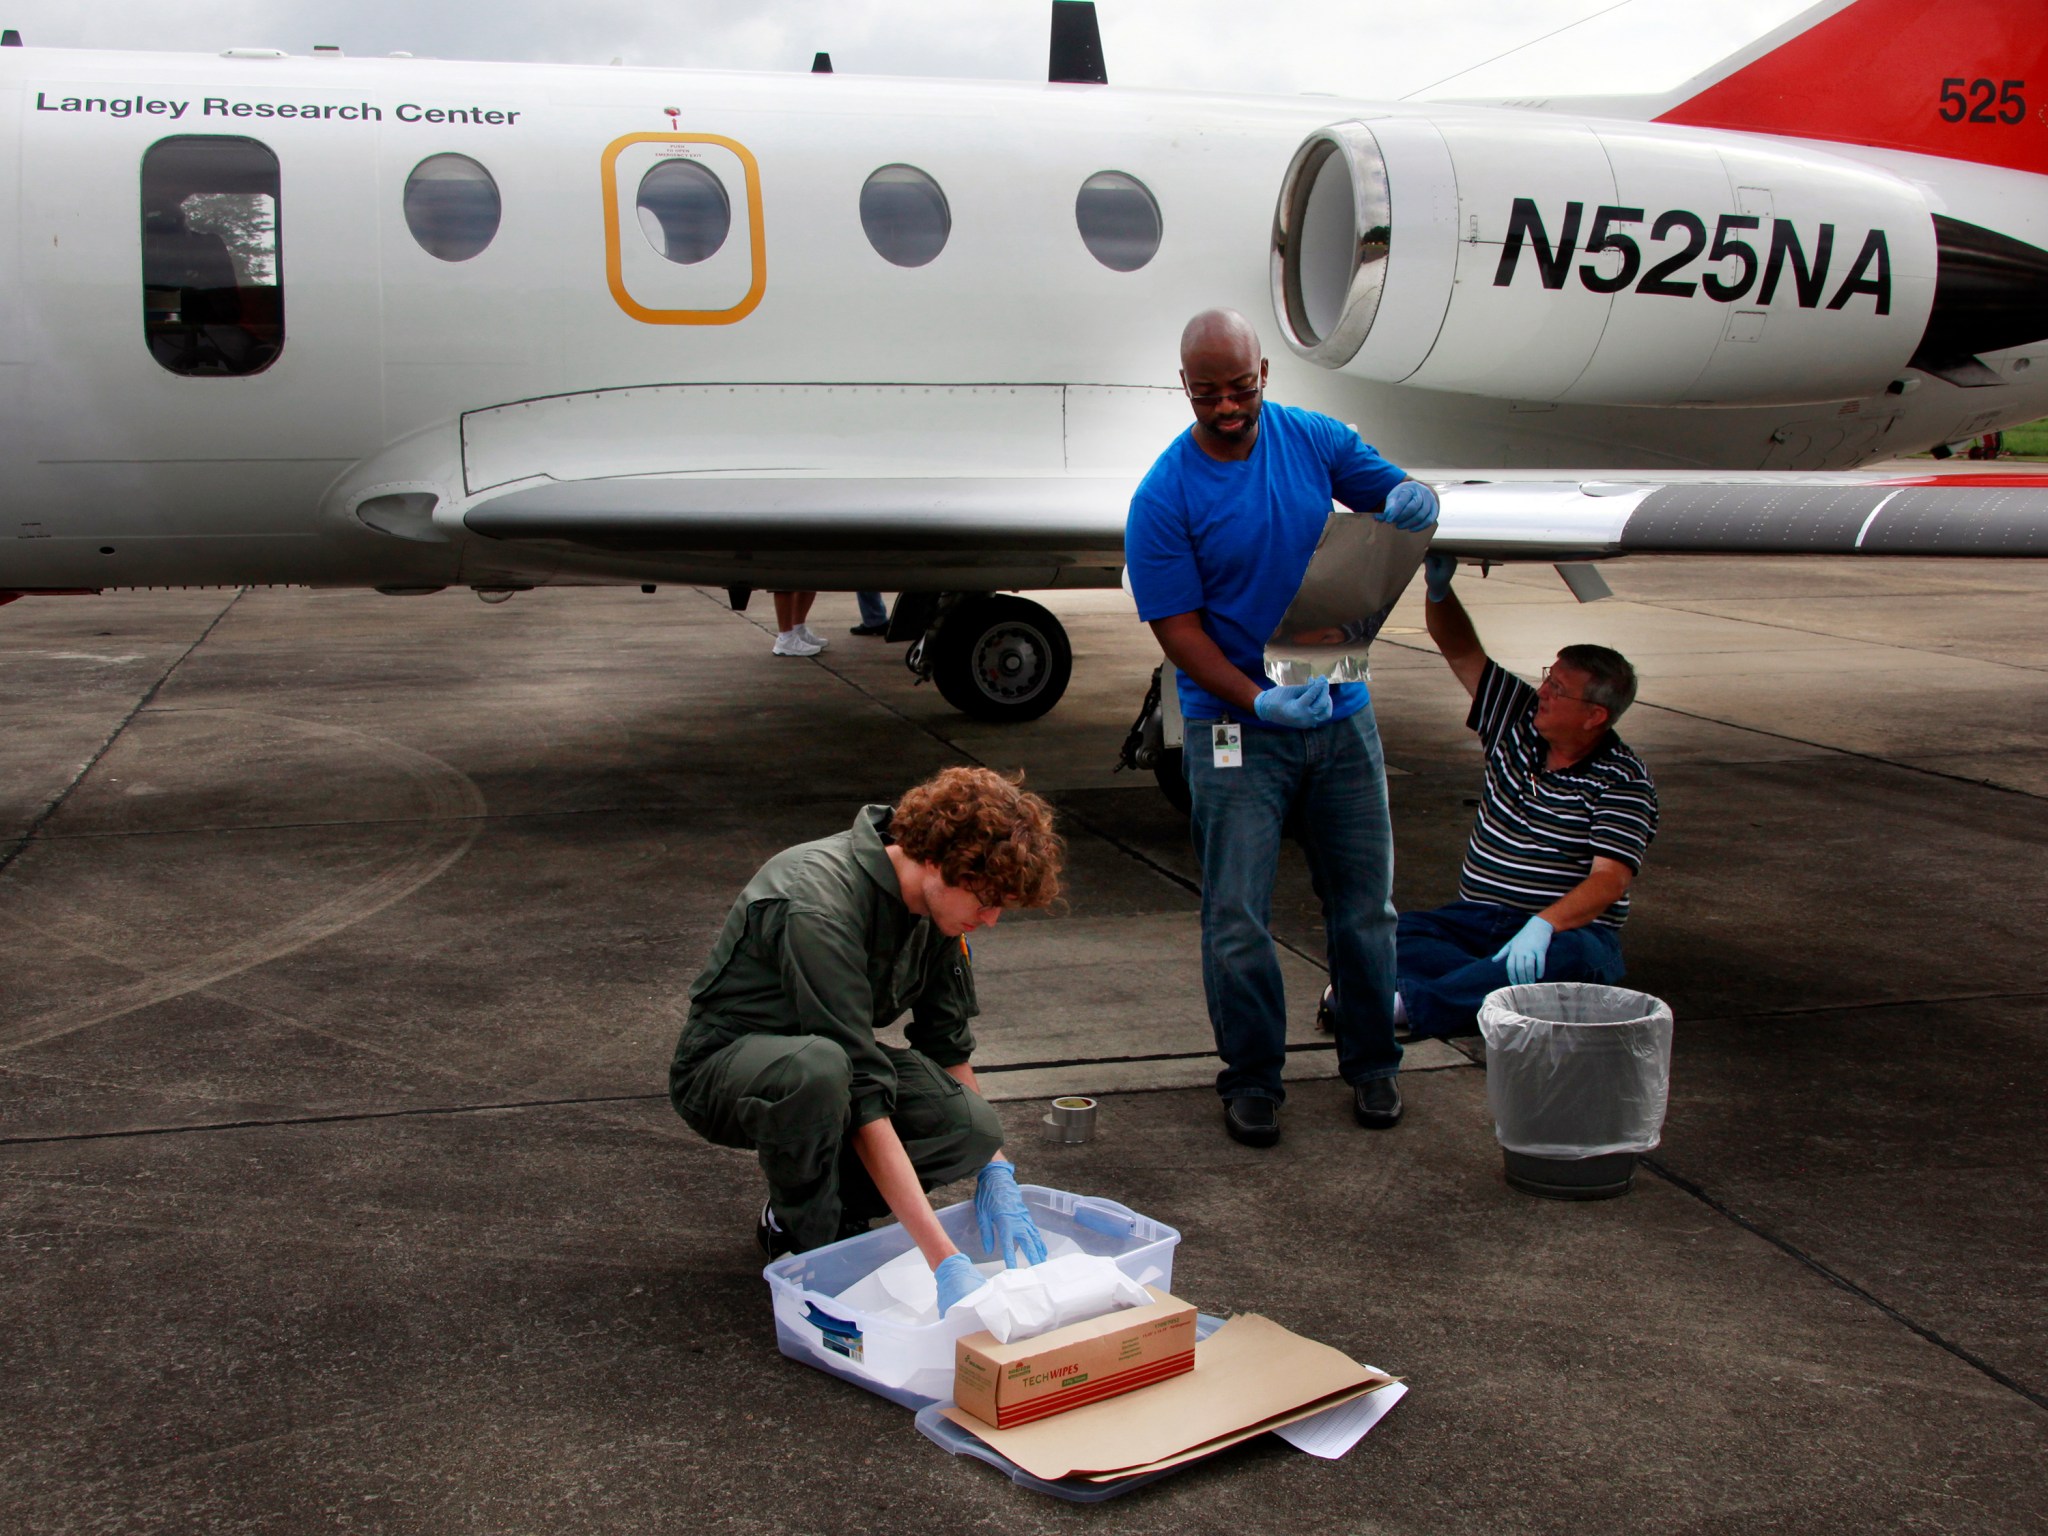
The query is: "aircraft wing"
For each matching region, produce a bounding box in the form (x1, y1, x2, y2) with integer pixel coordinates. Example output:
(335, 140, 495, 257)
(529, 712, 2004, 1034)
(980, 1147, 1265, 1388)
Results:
(461, 468, 2048, 571)
(461, 475, 1136, 559)
(1425, 471, 2048, 562)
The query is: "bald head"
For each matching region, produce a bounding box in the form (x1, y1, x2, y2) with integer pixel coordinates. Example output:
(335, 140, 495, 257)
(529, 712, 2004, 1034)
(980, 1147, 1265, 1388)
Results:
(1180, 308, 1261, 374)
(1178, 308, 1269, 459)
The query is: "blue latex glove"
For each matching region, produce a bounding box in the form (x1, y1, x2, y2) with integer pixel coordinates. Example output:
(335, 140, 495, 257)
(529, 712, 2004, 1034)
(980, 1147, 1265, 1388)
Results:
(1379, 480, 1440, 531)
(1493, 916, 1555, 985)
(1424, 550, 1457, 603)
(1252, 676, 1332, 730)
(975, 1161, 1049, 1267)
(934, 1253, 984, 1318)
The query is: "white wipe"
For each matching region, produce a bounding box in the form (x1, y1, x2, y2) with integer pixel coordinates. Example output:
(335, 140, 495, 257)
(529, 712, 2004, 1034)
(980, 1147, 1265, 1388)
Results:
(965, 1252, 1152, 1343)
(830, 1234, 1099, 1329)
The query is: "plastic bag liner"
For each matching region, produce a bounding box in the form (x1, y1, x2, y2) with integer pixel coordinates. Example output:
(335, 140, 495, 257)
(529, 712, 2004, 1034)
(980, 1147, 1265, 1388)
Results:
(1478, 983, 1674, 1158)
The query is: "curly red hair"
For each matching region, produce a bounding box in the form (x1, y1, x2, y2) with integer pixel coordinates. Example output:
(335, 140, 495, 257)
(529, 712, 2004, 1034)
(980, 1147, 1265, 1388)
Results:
(890, 767, 1063, 909)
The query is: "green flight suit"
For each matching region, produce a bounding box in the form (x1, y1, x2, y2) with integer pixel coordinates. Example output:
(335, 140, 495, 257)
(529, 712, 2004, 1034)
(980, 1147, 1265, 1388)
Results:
(669, 804, 1004, 1253)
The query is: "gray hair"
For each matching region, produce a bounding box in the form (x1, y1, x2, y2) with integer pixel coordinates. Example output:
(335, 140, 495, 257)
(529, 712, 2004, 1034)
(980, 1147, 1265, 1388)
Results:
(1556, 644, 1637, 721)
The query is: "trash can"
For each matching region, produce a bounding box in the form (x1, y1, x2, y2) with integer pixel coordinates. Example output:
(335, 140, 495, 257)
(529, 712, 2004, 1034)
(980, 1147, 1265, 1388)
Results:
(1477, 983, 1674, 1201)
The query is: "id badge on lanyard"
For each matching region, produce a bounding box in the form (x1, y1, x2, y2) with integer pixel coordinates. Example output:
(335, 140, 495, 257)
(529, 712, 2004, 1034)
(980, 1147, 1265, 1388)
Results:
(1211, 722, 1243, 769)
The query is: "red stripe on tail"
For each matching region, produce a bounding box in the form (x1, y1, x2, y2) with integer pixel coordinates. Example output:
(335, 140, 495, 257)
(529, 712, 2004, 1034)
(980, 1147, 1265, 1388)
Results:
(1656, 0, 2048, 176)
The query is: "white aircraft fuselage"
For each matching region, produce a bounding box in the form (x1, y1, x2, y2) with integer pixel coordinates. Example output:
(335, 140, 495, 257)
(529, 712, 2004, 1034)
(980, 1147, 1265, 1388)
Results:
(3, 28, 2046, 611)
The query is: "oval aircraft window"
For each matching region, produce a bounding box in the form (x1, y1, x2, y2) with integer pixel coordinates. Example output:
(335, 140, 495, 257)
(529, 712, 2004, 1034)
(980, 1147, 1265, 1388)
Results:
(1075, 171, 1161, 272)
(860, 164, 950, 268)
(402, 153, 502, 262)
(636, 159, 732, 264)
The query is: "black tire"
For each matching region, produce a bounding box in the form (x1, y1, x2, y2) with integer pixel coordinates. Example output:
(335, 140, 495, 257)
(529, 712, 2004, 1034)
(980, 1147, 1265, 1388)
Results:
(1152, 747, 1190, 814)
(930, 596, 1073, 722)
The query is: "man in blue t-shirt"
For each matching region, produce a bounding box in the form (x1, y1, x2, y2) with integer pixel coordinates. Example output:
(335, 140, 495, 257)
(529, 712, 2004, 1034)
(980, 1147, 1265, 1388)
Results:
(1123, 308, 1439, 1146)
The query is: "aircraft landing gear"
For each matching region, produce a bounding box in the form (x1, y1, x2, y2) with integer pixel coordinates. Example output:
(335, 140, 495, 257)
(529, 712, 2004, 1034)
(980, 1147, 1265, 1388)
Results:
(1113, 664, 1190, 813)
(905, 593, 1073, 722)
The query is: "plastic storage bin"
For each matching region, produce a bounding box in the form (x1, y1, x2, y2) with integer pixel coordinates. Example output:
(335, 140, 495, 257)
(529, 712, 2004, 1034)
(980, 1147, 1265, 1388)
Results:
(1478, 983, 1674, 1200)
(763, 1185, 1180, 1410)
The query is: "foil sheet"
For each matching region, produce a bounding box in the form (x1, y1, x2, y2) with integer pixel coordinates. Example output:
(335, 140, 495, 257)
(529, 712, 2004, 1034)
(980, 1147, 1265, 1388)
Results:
(1262, 508, 1433, 686)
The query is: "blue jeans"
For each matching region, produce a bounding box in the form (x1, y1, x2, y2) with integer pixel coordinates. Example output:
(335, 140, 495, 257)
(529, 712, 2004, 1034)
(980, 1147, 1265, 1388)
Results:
(1185, 707, 1400, 1103)
(856, 591, 889, 628)
(1398, 900, 1625, 1039)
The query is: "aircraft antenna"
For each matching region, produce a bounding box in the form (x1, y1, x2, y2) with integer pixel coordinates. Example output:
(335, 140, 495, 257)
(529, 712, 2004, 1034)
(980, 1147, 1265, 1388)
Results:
(1, 30, 22, 47)
(812, 52, 832, 73)
(1048, 1, 1107, 85)
(1399, 0, 1637, 100)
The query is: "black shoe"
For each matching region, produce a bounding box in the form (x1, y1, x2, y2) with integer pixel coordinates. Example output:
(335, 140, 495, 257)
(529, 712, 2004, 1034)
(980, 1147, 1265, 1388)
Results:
(849, 622, 889, 636)
(1353, 1078, 1403, 1129)
(1224, 1096, 1281, 1147)
(757, 1202, 794, 1259)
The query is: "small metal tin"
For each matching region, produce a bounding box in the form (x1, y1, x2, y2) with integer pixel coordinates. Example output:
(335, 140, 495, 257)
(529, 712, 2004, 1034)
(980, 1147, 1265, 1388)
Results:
(1040, 1095, 1098, 1144)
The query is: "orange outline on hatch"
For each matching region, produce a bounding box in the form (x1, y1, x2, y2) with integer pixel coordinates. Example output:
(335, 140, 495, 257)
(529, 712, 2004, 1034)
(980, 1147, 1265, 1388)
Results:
(602, 132, 766, 325)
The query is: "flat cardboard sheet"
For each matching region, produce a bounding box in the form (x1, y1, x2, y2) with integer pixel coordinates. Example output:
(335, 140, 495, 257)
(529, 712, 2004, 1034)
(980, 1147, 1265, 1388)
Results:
(938, 1313, 1396, 1482)
(1076, 1381, 1388, 1482)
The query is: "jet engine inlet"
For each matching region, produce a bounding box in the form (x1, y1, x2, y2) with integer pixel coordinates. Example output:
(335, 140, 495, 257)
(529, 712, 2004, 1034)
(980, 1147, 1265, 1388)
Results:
(1273, 113, 1940, 408)
(1272, 123, 1390, 368)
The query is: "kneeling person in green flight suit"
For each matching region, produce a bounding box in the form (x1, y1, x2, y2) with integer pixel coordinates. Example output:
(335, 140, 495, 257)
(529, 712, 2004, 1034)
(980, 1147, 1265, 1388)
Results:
(669, 766, 1066, 1315)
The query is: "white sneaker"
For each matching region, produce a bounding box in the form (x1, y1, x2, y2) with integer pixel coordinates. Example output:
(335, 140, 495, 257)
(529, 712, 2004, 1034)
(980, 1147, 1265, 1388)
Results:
(773, 629, 824, 656)
(797, 623, 829, 650)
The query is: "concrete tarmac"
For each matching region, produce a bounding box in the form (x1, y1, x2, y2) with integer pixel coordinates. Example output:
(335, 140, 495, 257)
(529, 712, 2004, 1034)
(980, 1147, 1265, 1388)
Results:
(2, 558, 2045, 1534)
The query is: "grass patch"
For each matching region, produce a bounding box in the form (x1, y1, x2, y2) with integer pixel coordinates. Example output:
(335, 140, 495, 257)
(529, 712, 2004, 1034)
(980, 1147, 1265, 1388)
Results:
(1999, 418, 2048, 458)
(1907, 416, 2048, 459)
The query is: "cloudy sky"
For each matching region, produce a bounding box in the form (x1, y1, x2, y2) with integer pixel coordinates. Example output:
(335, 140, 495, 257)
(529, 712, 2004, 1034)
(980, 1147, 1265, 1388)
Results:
(7, 0, 1820, 100)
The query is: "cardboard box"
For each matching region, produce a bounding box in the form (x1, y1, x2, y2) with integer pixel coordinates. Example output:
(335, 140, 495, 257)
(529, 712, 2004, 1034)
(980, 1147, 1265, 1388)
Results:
(953, 1289, 1195, 1429)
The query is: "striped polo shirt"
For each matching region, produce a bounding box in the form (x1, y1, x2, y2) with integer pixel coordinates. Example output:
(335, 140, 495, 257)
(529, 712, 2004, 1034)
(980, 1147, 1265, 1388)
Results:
(1458, 661, 1658, 928)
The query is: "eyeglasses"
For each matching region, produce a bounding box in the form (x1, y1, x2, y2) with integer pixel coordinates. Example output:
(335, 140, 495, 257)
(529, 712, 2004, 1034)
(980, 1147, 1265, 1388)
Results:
(1539, 666, 1593, 704)
(1184, 383, 1263, 408)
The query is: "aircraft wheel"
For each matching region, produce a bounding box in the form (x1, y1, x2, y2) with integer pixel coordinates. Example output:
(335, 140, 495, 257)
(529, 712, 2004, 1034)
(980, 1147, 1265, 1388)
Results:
(930, 596, 1072, 722)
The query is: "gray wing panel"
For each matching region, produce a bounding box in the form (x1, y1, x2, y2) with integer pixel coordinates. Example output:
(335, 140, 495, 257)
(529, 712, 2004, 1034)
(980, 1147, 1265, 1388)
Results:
(1861, 489, 2048, 556)
(1619, 481, 2048, 556)
(1619, 485, 1884, 552)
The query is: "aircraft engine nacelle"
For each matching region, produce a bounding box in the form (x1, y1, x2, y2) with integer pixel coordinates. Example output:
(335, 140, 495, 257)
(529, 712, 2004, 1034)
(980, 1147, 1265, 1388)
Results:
(1270, 115, 1938, 407)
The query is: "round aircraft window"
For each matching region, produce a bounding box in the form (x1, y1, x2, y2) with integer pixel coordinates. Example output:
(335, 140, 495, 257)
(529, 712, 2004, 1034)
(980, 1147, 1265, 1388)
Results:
(860, 164, 951, 268)
(637, 158, 731, 264)
(1075, 171, 1161, 272)
(402, 153, 502, 262)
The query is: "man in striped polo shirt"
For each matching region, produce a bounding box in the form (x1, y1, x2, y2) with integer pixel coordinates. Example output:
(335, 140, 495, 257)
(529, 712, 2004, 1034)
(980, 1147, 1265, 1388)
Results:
(1394, 552, 1658, 1038)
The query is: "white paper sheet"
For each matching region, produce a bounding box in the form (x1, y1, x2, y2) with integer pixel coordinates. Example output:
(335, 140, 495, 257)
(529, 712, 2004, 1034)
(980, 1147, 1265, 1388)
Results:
(1270, 1373, 1407, 1459)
